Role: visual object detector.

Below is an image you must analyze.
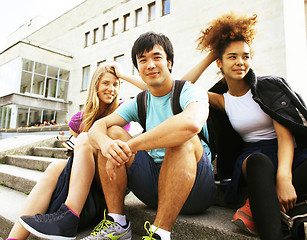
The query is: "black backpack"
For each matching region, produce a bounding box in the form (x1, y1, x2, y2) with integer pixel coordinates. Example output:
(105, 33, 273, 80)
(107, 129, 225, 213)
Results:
(136, 80, 213, 160)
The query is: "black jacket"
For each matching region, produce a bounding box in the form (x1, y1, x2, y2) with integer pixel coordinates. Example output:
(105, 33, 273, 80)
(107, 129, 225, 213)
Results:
(208, 69, 307, 179)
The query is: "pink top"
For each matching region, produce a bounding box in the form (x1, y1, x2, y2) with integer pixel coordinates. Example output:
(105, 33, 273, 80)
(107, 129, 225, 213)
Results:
(68, 102, 131, 134)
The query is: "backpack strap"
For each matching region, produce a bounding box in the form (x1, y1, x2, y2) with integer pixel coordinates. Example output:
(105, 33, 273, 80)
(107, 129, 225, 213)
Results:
(136, 80, 210, 157)
(136, 89, 148, 132)
(171, 80, 210, 148)
(171, 80, 186, 114)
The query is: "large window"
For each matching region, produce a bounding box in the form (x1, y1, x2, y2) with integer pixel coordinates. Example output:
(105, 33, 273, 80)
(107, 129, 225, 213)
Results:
(148, 2, 156, 21)
(82, 65, 91, 91)
(162, 0, 170, 16)
(19, 59, 69, 101)
(135, 8, 143, 27)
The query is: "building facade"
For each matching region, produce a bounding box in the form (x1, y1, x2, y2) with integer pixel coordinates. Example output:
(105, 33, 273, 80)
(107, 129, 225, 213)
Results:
(0, 0, 306, 128)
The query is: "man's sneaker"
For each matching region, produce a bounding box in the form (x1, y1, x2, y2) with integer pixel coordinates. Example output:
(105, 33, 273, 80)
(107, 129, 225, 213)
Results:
(18, 203, 79, 240)
(81, 210, 131, 240)
(232, 198, 258, 235)
(142, 221, 162, 240)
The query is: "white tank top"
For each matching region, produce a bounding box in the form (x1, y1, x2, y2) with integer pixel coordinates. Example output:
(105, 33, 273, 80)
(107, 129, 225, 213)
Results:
(223, 89, 277, 142)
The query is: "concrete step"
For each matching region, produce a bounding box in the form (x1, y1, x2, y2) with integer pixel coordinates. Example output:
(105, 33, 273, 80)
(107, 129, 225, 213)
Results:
(54, 139, 68, 148)
(4, 155, 67, 172)
(124, 193, 258, 240)
(0, 164, 43, 193)
(0, 184, 258, 240)
(0, 186, 142, 240)
(33, 146, 68, 159)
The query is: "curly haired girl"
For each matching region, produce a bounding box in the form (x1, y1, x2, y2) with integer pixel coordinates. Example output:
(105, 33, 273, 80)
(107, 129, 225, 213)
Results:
(183, 12, 307, 240)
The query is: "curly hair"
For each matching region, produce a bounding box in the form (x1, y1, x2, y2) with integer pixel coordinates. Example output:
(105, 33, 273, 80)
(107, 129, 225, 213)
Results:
(197, 12, 258, 58)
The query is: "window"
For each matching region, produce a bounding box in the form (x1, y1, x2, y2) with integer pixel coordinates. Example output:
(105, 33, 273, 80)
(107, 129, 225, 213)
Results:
(20, 59, 69, 100)
(114, 55, 125, 66)
(162, 0, 170, 16)
(102, 23, 109, 40)
(97, 60, 106, 66)
(93, 28, 99, 44)
(123, 13, 131, 31)
(82, 65, 90, 91)
(135, 8, 143, 26)
(148, 2, 156, 21)
(84, 31, 90, 47)
(112, 19, 119, 36)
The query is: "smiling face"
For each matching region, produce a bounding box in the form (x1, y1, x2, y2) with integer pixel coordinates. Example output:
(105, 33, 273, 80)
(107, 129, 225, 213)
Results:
(216, 41, 251, 82)
(136, 44, 172, 88)
(97, 72, 120, 105)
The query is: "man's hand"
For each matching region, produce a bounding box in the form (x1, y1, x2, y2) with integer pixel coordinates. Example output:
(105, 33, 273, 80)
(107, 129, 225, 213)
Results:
(101, 139, 132, 180)
(101, 139, 132, 166)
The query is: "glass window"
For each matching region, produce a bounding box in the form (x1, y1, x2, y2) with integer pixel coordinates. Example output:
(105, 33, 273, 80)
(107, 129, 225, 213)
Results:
(162, 0, 170, 16)
(123, 13, 131, 31)
(84, 31, 90, 47)
(47, 66, 59, 79)
(114, 55, 124, 66)
(59, 69, 70, 81)
(43, 110, 56, 124)
(56, 79, 69, 100)
(17, 107, 29, 127)
(148, 2, 156, 21)
(32, 74, 45, 95)
(135, 8, 143, 26)
(34, 62, 47, 75)
(112, 19, 119, 36)
(20, 72, 32, 93)
(46, 78, 57, 98)
(22, 59, 34, 72)
(102, 23, 109, 40)
(97, 60, 106, 66)
(93, 28, 99, 44)
(82, 65, 90, 91)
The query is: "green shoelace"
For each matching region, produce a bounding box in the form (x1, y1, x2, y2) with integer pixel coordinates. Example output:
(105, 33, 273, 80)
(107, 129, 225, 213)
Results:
(90, 210, 117, 237)
(142, 221, 161, 240)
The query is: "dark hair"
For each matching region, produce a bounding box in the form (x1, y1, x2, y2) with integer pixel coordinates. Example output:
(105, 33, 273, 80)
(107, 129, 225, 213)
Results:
(131, 32, 174, 72)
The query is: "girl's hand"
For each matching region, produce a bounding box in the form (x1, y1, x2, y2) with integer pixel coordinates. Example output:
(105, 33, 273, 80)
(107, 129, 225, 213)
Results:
(276, 174, 297, 213)
(109, 61, 123, 79)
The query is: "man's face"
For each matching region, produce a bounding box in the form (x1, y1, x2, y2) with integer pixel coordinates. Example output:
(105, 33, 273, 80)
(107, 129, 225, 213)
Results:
(136, 44, 172, 87)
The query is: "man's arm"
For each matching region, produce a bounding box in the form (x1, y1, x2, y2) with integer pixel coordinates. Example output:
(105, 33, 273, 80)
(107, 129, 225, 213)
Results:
(128, 101, 208, 152)
(88, 113, 132, 166)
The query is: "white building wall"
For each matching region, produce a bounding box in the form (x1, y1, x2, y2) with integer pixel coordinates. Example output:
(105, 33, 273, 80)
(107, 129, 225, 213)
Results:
(3, 0, 307, 122)
(0, 58, 21, 97)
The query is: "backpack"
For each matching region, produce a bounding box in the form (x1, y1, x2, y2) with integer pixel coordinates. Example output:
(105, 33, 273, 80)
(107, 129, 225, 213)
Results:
(136, 80, 213, 160)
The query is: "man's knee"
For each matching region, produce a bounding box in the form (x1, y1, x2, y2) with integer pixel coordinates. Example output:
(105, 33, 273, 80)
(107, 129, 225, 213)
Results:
(166, 135, 202, 159)
(107, 125, 131, 141)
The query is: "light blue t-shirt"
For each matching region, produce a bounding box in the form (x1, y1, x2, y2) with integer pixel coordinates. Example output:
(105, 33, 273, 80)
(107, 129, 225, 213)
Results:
(115, 81, 211, 163)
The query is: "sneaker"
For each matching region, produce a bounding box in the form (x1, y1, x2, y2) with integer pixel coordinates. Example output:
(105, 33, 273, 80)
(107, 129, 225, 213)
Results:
(19, 203, 79, 240)
(232, 198, 258, 235)
(142, 221, 162, 240)
(81, 210, 131, 240)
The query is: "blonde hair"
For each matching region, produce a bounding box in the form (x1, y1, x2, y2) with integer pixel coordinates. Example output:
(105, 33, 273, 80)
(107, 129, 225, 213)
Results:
(80, 65, 119, 132)
(197, 12, 257, 58)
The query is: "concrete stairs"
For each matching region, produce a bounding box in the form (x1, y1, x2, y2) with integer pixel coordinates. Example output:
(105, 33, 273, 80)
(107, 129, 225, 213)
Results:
(0, 135, 259, 240)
